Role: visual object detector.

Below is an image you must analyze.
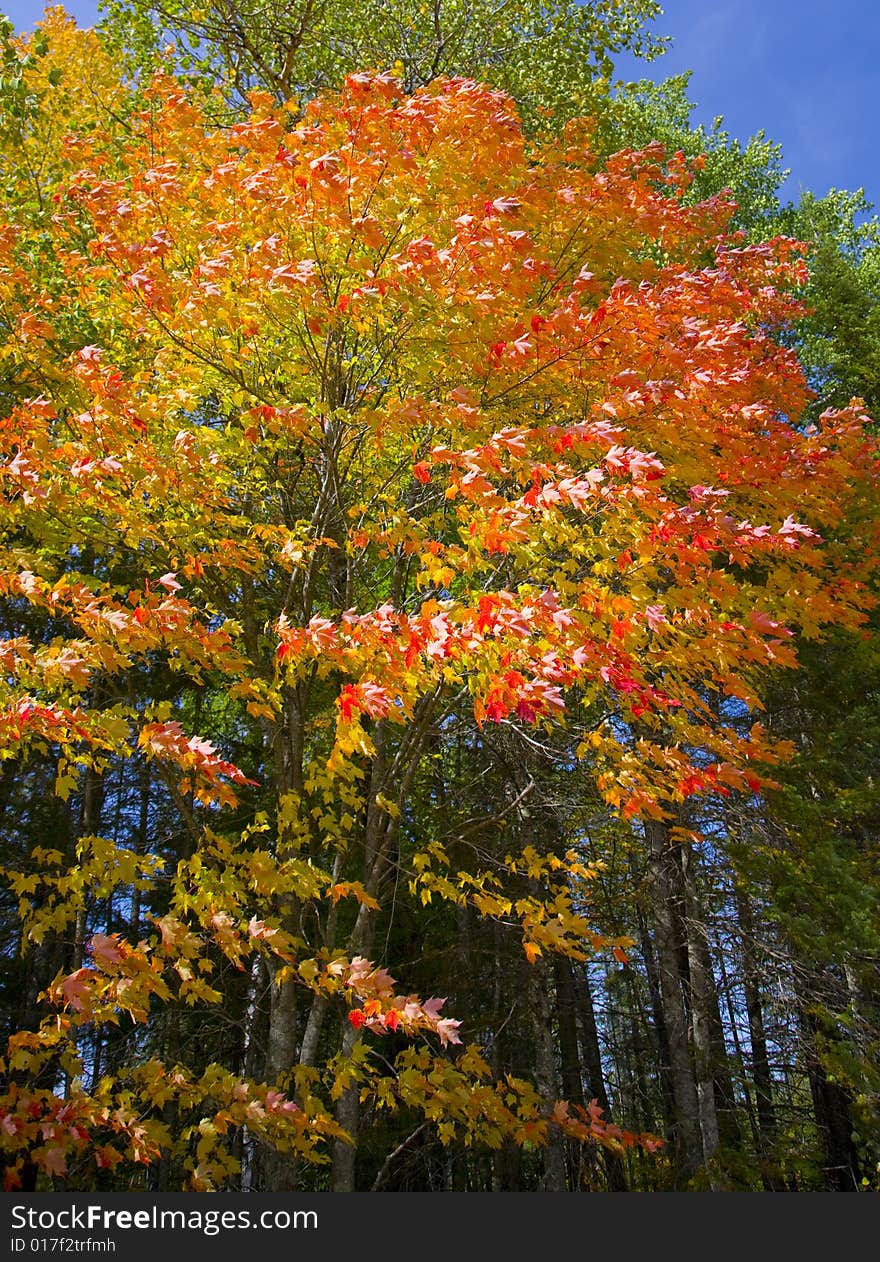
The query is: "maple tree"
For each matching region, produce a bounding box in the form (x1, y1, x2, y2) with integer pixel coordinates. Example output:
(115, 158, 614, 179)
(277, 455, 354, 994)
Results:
(0, 10, 877, 1191)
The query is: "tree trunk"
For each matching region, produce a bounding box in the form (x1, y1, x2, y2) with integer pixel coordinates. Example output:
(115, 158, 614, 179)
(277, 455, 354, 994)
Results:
(529, 957, 567, 1191)
(735, 885, 781, 1186)
(72, 764, 104, 969)
(679, 842, 721, 1167)
(644, 820, 703, 1185)
(799, 999, 862, 1191)
(635, 900, 677, 1134)
(554, 955, 588, 1191)
(574, 963, 628, 1190)
(262, 954, 299, 1190)
(331, 1016, 361, 1192)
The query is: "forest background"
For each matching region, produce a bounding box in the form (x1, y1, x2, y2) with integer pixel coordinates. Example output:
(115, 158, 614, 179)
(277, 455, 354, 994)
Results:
(0, 0, 878, 1194)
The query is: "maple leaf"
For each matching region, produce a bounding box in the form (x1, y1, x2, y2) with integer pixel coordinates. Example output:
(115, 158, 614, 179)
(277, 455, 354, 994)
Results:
(422, 998, 447, 1019)
(748, 611, 793, 638)
(778, 514, 820, 543)
(60, 968, 94, 1012)
(435, 1018, 463, 1048)
(3, 1164, 23, 1191)
(36, 1145, 68, 1178)
(89, 933, 124, 969)
(337, 685, 362, 722)
(95, 1145, 124, 1170)
(265, 1090, 299, 1115)
(488, 196, 521, 216)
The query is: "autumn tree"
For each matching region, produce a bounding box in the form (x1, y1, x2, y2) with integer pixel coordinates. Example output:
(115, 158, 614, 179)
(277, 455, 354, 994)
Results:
(0, 13, 876, 1191)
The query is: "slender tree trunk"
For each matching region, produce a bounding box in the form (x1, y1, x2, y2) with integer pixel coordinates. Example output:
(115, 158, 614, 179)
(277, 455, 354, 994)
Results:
(130, 763, 150, 936)
(490, 922, 507, 1193)
(679, 843, 721, 1168)
(554, 955, 588, 1191)
(623, 971, 653, 1132)
(261, 685, 303, 1188)
(331, 1017, 361, 1192)
(735, 885, 780, 1184)
(644, 821, 703, 1185)
(72, 765, 104, 969)
(799, 998, 862, 1191)
(298, 994, 328, 1069)
(490, 932, 524, 1192)
(635, 900, 677, 1134)
(528, 958, 567, 1190)
(554, 956, 584, 1106)
(328, 692, 438, 1190)
(574, 963, 628, 1190)
(714, 927, 764, 1170)
(330, 792, 386, 1193)
(155, 1007, 181, 1193)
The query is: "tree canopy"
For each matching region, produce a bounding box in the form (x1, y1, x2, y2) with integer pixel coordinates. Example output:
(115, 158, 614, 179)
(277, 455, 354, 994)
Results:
(0, 6, 877, 1193)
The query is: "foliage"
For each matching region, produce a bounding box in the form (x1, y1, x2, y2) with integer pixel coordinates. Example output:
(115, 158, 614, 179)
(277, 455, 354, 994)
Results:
(0, 8, 877, 1193)
(100, 0, 667, 125)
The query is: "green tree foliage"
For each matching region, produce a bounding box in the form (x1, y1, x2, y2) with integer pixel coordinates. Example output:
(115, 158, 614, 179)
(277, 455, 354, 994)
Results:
(100, 0, 666, 126)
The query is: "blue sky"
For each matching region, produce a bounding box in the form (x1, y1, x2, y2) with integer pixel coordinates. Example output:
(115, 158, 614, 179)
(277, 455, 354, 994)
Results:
(615, 0, 879, 211)
(3, 1, 878, 212)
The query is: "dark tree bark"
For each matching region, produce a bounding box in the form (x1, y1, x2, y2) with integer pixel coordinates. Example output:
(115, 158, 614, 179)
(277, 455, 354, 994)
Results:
(735, 885, 782, 1187)
(644, 821, 704, 1184)
(799, 999, 863, 1191)
(529, 958, 568, 1191)
(573, 962, 628, 1190)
